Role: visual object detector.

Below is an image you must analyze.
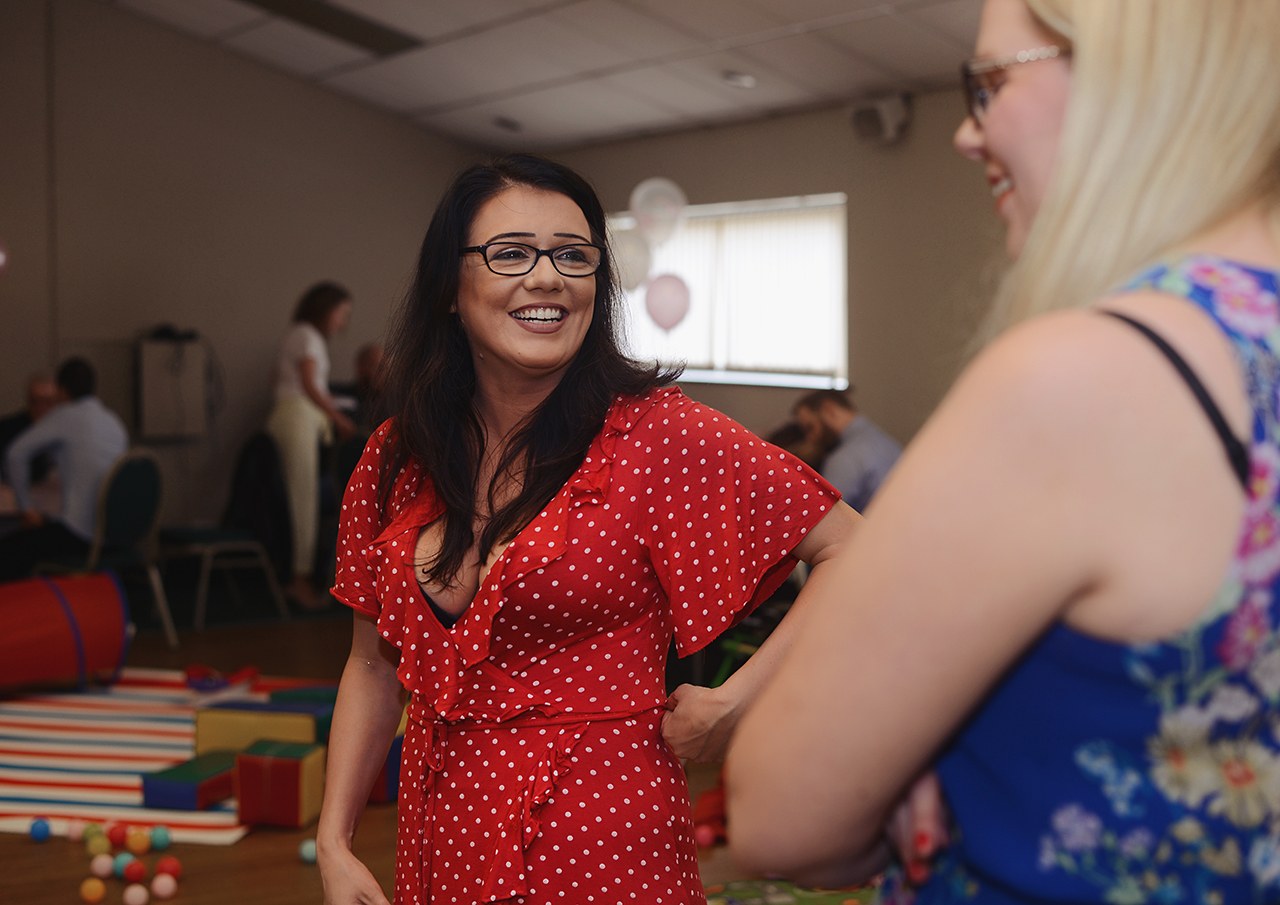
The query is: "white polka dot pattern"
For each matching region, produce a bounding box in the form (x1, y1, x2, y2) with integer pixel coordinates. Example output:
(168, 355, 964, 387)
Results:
(331, 388, 838, 904)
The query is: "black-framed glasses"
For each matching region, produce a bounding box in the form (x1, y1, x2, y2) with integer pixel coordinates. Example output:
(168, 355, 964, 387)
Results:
(961, 45, 1067, 123)
(460, 242, 603, 277)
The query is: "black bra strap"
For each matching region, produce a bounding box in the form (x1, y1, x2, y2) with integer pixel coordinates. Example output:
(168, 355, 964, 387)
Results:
(1102, 310, 1249, 490)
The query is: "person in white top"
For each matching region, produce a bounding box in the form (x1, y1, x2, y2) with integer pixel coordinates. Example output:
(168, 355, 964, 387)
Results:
(266, 281, 356, 609)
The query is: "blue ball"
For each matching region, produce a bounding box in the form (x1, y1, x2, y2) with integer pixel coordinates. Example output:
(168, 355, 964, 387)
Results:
(298, 838, 317, 863)
(29, 817, 51, 842)
(150, 825, 172, 850)
(113, 851, 136, 878)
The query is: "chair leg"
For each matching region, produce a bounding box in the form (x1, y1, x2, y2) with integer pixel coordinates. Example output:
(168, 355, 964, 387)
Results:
(194, 549, 215, 631)
(258, 550, 290, 623)
(147, 563, 180, 649)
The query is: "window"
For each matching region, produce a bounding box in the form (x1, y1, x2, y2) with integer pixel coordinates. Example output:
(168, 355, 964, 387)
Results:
(609, 193, 847, 389)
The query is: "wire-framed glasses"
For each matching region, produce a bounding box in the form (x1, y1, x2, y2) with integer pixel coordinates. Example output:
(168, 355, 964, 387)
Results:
(460, 242, 604, 277)
(961, 45, 1067, 123)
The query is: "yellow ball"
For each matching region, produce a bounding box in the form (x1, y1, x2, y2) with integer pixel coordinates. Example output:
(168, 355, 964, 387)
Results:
(125, 829, 151, 855)
(79, 877, 106, 904)
(85, 833, 112, 857)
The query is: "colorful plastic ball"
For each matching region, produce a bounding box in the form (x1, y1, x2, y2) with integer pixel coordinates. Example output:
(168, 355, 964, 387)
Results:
(79, 877, 106, 904)
(149, 825, 172, 850)
(122, 882, 150, 905)
(106, 822, 128, 848)
(113, 851, 137, 877)
(82, 822, 103, 842)
(85, 833, 112, 857)
(299, 838, 317, 863)
(154, 854, 183, 880)
(29, 816, 51, 841)
(90, 853, 115, 879)
(150, 873, 178, 900)
(123, 858, 148, 883)
(126, 828, 151, 855)
(66, 818, 87, 841)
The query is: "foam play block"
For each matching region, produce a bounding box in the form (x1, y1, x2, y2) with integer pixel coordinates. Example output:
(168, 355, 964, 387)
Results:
(367, 734, 404, 804)
(235, 741, 326, 828)
(268, 684, 339, 706)
(194, 700, 333, 754)
(142, 750, 238, 810)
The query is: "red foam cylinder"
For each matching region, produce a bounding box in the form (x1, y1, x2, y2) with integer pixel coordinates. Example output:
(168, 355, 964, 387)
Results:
(0, 573, 129, 690)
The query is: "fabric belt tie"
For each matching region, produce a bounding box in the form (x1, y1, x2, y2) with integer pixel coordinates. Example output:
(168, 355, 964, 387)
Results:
(400, 697, 663, 904)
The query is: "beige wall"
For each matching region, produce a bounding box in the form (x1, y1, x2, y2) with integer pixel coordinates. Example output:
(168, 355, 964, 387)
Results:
(555, 95, 1005, 441)
(0, 0, 477, 523)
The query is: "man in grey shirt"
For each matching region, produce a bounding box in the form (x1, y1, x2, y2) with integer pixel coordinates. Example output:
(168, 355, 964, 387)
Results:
(793, 389, 901, 514)
(0, 357, 128, 581)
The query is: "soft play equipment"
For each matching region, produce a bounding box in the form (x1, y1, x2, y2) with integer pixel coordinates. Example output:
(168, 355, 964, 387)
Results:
(0, 573, 130, 690)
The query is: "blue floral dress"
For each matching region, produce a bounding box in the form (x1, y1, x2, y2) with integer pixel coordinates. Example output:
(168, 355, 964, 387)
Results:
(897, 256, 1280, 905)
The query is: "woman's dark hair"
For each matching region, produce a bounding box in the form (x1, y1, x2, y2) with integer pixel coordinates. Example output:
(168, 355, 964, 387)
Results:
(56, 357, 96, 400)
(380, 153, 678, 587)
(292, 281, 351, 331)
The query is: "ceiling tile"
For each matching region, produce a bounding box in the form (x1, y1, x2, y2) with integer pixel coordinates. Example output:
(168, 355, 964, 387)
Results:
(326, 0, 580, 42)
(821, 11, 971, 82)
(544, 0, 701, 61)
(618, 0, 778, 42)
(739, 0, 893, 27)
(902, 0, 983, 50)
(225, 18, 374, 78)
(735, 32, 894, 100)
(664, 49, 819, 109)
(112, 0, 265, 38)
(595, 65, 746, 119)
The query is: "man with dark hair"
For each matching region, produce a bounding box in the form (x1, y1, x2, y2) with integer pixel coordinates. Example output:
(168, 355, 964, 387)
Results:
(0, 357, 128, 581)
(0, 374, 59, 484)
(793, 387, 901, 514)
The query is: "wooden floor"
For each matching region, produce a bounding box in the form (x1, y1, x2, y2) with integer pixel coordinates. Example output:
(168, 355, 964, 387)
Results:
(0, 609, 744, 904)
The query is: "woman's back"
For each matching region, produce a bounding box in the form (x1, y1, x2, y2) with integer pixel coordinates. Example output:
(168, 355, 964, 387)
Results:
(914, 255, 1280, 903)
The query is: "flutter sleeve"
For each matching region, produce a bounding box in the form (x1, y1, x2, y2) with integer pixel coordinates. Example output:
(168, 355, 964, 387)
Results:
(629, 393, 839, 656)
(331, 423, 394, 618)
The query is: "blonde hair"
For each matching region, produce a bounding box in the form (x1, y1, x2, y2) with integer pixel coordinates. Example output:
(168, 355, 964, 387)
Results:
(984, 0, 1280, 338)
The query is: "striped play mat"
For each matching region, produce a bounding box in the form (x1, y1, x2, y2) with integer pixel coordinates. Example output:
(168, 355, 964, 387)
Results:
(0, 666, 296, 845)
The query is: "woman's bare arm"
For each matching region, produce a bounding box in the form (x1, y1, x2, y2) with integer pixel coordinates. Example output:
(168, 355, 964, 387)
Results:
(316, 613, 407, 905)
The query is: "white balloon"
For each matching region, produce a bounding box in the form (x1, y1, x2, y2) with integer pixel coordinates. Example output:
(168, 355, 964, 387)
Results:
(645, 274, 690, 331)
(629, 177, 687, 247)
(610, 228, 652, 292)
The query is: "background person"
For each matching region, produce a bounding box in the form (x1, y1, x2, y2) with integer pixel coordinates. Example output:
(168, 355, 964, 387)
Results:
(266, 281, 356, 609)
(0, 373, 59, 485)
(316, 154, 859, 905)
(728, 0, 1280, 901)
(793, 388, 901, 513)
(0, 358, 128, 581)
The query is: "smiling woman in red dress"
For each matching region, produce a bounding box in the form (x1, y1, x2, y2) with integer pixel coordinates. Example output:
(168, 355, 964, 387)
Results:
(315, 155, 860, 905)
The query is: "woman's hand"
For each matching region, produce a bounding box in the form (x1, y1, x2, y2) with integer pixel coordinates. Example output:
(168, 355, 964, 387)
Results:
(318, 844, 391, 905)
(662, 683, 740, 762)
(333, 411, 358, 441)
(885, 770, 949, 886)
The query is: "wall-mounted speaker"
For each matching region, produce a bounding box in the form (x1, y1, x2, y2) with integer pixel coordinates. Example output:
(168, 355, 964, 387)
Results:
(851, 93, 912, 145)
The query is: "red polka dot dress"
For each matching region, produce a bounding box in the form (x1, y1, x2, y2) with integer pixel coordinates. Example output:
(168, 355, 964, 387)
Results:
(333, 387, 839, 904)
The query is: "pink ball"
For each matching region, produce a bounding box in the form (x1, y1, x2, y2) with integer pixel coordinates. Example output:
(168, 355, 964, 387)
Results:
(89, 853, 115, 879)
(122, 882, 150, 905)
(694, 823, 717, 847)
(150, 873, 178, 900)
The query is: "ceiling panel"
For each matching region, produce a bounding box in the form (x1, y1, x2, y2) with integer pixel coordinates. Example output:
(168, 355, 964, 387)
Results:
(226, 18, 373, 77)
(326, 0, 571, 41)
(735, 32, 892, 100)
(617, 0, 778, 42)
(822, 13, 972, 83)
(543, 0, 702, 61)
(114, 0, 266, 38)
(100, 0, 984, 150)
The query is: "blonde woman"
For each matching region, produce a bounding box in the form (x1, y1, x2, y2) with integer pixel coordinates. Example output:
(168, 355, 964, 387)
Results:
(728, 0, 1280, 901)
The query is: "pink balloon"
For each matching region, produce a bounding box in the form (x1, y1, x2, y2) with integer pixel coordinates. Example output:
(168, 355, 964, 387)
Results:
(645, 274, 690, 331)
(0, 238, 9, 277)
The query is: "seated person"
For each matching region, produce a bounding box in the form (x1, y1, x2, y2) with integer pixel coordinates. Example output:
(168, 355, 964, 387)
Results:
(0, 374, 59, 485)
(793, 388, 902, 513)
(0, 358, 128, 582)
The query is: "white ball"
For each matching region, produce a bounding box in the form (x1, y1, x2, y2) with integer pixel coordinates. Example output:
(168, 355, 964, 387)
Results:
(122, 882, 150, 905)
